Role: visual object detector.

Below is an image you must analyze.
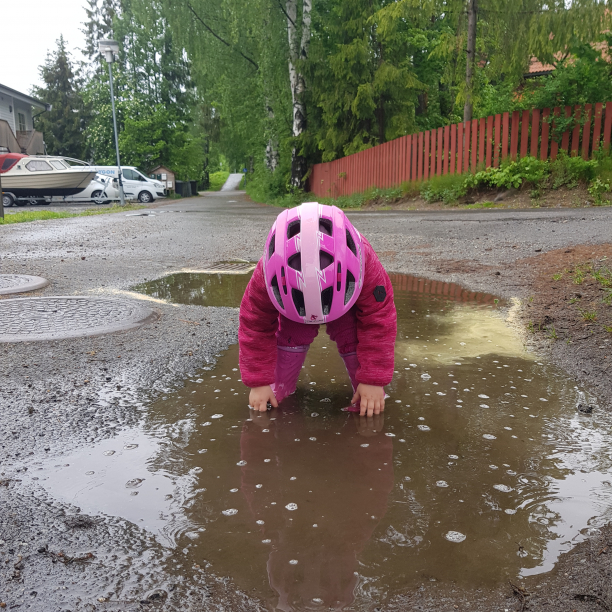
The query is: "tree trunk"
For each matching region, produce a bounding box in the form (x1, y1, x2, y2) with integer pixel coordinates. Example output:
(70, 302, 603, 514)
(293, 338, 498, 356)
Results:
(265, 102, 280, 172)
(464, 0, 477, 123)
(286, 0, 311, 189)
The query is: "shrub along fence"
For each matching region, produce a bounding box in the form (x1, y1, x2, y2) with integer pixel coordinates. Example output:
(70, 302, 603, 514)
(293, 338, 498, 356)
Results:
(309, 102, 612, 198)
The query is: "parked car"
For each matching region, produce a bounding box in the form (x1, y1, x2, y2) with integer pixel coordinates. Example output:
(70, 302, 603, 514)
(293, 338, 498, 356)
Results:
(51, 173, 120, 205)
(90, 166, 166, 203)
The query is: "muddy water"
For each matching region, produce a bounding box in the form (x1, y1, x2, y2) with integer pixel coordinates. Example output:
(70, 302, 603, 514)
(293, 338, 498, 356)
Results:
(132, 271, 253, 307)
(28, 274, 612, 610)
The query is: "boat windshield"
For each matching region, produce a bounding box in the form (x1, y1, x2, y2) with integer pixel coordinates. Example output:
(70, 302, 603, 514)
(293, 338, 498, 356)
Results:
(50, 160, 68, 170)
(1, 157, 19, 173)
(26, 160, 53, 172)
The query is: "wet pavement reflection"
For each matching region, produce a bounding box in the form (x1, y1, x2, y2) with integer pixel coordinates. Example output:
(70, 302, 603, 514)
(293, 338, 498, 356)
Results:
(132, 271, 253, 308)
(26, 274, 612, 610)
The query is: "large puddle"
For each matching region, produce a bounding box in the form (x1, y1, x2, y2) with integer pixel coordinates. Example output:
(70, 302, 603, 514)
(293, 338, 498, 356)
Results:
(26, 274, 612, 609)
(132, 270, 253, 308)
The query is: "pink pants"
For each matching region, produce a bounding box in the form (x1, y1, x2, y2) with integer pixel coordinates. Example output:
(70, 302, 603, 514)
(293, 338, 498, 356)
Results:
(271, 309, 360, 407)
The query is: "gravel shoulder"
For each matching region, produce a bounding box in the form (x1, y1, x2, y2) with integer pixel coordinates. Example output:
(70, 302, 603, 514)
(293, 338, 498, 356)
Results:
(1, 193, 611, 610)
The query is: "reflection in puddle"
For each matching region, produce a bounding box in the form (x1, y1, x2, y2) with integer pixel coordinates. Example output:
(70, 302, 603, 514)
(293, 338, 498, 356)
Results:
(132, 271, 253, 307)
(27, 275, 612, 610)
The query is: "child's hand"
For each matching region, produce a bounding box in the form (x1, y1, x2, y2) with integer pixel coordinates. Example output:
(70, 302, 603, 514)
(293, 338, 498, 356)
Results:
(249, 385, 278, 412)
(351, 384, 385, 417)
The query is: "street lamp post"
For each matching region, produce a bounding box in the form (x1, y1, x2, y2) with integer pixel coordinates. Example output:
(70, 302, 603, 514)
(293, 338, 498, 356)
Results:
(98, 39, 125, 207)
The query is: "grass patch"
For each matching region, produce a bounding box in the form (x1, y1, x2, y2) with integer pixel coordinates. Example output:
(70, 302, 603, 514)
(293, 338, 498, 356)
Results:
(207, 171, 230, 191)
(0, 204, 144, 225)
(463, 201, 502, 209)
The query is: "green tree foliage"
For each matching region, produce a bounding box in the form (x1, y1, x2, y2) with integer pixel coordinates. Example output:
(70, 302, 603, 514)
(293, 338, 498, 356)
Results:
(32, 36, 89, 159)
(82, 0, 204, 179)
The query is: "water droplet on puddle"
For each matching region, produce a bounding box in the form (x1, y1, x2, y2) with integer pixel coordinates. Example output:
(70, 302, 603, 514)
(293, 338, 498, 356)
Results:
(483, 434, 497, 440)
(285, 503, 298, 511)
(289, 559, 298, 565)
(360, 443, 369, 448)
(385, 432, 395, 437)
(448, 454, 459, 459)
(103, 450, 115, 456)
(123, 444, 139, 450)
(262, 539, 271, 544)
(236, 460, 247, 466)
(211, 414, 223, 419)
(445, 531, 466, 543)
(505, 509, 517, 515)
(310, 412, 319, 417)
(418, 425, 431, 431)
(493, 484, 513, 493)
(222, 509, 238, 516)
(230, 488, 238, 493)
(421, 373, 431, 381)
(125, 478, 145, 488)
(85, 471, 95, 475)
(478, 394, 490, 399)
(436, 481, 449, 488)
(256, 520, 265, 525)
(198, 449, 208, 454)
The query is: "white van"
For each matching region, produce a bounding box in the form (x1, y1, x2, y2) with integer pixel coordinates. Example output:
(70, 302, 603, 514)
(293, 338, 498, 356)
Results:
(91, 166, 166, 203)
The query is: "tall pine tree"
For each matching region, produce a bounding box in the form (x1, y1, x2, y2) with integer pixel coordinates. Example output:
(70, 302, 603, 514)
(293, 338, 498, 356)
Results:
(32, 36, 89, 159)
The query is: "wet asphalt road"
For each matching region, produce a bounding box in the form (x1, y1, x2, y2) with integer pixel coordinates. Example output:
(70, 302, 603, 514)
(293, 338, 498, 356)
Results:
(1, 191, 612, 611)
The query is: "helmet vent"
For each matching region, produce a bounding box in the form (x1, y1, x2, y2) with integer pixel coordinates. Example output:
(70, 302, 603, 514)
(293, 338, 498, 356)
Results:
(291, 288, 306, 317)
(319, 218, 333, 236)
(344, 270, 356, 305)
(346, 229, 357, 256)
(268, 234, 275, 259)
(288, 253, 302, 271)
(321, 287, 333, 316)
(271, 275, 284, 309)
(319, 251, 334, 270)
(287, 220, 301, 239)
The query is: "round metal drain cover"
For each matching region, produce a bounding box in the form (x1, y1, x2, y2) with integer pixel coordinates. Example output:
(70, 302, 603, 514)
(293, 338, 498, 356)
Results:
(0, 297, 156, 342)
(0, 274, 49, 296)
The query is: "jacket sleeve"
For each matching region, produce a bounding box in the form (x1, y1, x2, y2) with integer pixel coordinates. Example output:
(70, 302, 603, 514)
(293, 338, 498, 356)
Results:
(239, 259, 280, 388)
(354, 239, 397, 387)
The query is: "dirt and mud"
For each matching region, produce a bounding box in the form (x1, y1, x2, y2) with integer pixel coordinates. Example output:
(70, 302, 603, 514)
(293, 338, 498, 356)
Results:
(1, 192, 612, 611)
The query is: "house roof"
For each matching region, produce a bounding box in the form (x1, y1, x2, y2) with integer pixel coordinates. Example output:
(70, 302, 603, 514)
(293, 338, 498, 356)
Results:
(527, 57, 556, 77)
(0, 83, 46, 109)
(149, 165, 174, 174)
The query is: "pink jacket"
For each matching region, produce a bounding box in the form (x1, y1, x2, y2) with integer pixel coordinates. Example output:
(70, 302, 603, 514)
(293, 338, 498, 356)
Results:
(239, 237, 397, 388)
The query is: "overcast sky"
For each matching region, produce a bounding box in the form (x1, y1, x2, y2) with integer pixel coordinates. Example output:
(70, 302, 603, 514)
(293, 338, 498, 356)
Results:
(1, 0, 87, 95)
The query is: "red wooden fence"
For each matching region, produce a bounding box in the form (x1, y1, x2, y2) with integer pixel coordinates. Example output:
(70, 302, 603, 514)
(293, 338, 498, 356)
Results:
(308, 102, 612, 199)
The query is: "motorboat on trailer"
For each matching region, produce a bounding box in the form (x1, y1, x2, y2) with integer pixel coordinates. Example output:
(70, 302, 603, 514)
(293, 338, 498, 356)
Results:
(0, 153, 98, 206)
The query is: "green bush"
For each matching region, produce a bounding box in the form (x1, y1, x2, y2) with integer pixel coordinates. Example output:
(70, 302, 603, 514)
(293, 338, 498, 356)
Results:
(420, 173, 468, 203)
(549, 152, 598, 189)
(208, 171, 230, 191)
(465, 157, 549, 191)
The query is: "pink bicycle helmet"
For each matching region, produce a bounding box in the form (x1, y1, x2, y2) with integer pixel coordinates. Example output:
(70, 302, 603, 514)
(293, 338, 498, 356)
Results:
(263, 202, 364, 324)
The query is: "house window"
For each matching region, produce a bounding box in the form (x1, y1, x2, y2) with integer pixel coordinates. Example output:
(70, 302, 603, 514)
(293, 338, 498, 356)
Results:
(18, 113, 26, 131)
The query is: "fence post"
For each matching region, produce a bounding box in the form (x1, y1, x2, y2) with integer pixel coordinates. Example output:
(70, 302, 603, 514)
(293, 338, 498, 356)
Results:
(450, 125, 456, 175)
(486, 115, 493, 168)
(520, 109, 530, 158)
(471, 119, 478, 172)
(502, 112, 510, 161)
(493, 114, 501, 167)
(510, 111, 520, 160)
(530, 109, 540, 158)
(571, 105, 581, 156)
(582, 104, 592, 160)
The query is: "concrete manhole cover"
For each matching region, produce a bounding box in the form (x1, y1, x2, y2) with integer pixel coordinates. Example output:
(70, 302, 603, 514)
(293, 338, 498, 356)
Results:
(0, 297, 156, 342)
(0, 274, 49, 296)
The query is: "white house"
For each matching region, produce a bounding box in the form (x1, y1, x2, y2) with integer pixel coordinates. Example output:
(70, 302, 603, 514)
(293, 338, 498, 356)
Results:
(0, 83, 48, 155)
